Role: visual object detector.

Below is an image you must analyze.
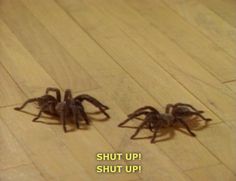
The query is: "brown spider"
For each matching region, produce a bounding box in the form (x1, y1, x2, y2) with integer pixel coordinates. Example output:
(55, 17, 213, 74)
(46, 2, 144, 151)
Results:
(118, 103, 211, 143)
(14, 87, 110, 132)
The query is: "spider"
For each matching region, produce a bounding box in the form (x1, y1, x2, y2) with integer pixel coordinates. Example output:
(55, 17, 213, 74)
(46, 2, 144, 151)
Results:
(14, 87, 110, 132)
(118, 103, 211, 143)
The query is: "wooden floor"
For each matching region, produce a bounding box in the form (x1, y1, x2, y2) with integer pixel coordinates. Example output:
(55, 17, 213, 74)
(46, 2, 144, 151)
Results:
(0, 0, 236, 180)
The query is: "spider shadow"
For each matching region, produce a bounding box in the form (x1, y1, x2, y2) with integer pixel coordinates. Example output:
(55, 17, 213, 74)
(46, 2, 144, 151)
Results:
(14, 109, 91, 131)
(15, 109, 61, 125)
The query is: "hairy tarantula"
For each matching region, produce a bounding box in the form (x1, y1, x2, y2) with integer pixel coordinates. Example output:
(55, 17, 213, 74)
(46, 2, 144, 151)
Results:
(14, 87, 110, 132)
(118, 103, 211, 143)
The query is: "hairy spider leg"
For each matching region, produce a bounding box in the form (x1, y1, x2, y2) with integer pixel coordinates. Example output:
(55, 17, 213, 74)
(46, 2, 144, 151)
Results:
(150, 120, 163, 143)
(14, 98, 39, 110)
(64, 89, 73, 101)
(76, 101, 90, 125)
(188, 111, 212, 121)
(46, 87, 61, 102)
(70, 103, 80, 128)
(59, 106, 67, 132)
(32, 101, 53, 122)
(128, 106, 159, 117)
(167, 103, 203, 114)
(130, 118, 150, 139)
(176, 118, 196, 136)
(75, 94, 109, 110)
(165, 104, 174, 113)
(174, 103, 199, 111)
(75, 95, 110, 118)
(118, 111, 149, 127)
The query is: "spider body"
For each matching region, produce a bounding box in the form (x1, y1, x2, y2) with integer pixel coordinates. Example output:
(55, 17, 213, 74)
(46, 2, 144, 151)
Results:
(36, 95, 58, 115)
(14, 87, 110, 132)
(119, 103, 211, 143)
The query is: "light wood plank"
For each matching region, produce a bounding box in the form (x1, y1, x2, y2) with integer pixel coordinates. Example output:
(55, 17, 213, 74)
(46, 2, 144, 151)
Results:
(0, 0, 98, 92)
(38, 90, 138, 181)
(0, 106, 92, 181)
(55, 0, 225, 124)
(20, 0, 161, 113)
(162, 0, 236, 59)
(1, 0, 235, 180)
(197, 123, 236, 173)
(0, 19, 57, 97)
(185, 164, 236, 181)
(81, 89, 191, 181)
(0, 64, 25, 107)
(30, 1, 221, 171)
(0, 19, 138, 179)
(0, 118, 31, 170)
(225, 81, 236, 94)
(125, 0, 236, 82)
(198, 0, 236, 28)
(18, 0, 193, 179)
(0, 164, 45, 181)
(68, 0, 236, 126)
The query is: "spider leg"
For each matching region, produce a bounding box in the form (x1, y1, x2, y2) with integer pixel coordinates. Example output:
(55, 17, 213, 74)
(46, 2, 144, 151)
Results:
(177, 118, 196, 137)
(45, 87, 61, 102)
(75, 97, 110, 119)
(165, 104, 174, 113)
(74, 94, 109, 110)
(130, 119, 149, 139)
(32, 103, 50, 122)
(118, 111, 149, 127)
(148, 116, 161, 132)
(151, 129, 159, 144)
(149, 116, 170, 143)
(64, 89, 73, 102)
(128, 106, 159, 117)
(174, 103, 199, 111)
(14, 98, 39, 111)
(59, 110, 67, 132)
(191, 112, 212, 121)
(71, 104, 80, 128)
(76, 101, 90, 125)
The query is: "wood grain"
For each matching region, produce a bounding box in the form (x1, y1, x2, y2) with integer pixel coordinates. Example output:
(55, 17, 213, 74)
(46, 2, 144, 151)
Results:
(0, 0, 235, 180)
(197, 123, 236, 173)
(225, 82, 236, 94)
(126, 0, 236, 82)
(0, 0, 98, 92)
(198, 0, 236, 28)
(0, 19, 57, 97)
(162, 0, 236, 58)
(0, 118, 31, 170)
(0, 64, 25, 107)
(56, 0, 225, 123)
(185, 164, 236, 181)
(0, 164, 45, 181)
(63, 0, 236, 125)
(0, 106, 93, 181)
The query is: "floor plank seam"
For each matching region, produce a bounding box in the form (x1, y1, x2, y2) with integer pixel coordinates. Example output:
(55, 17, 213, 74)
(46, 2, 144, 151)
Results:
(197, 1, 236, 28)
(117, 27, 229, 124)
(0, 163, 32, 172)
(54, 0, 165, 108)
(0, 116, 48, 181)
(160, 0, 236, 60)
(3, 1, 100, 92)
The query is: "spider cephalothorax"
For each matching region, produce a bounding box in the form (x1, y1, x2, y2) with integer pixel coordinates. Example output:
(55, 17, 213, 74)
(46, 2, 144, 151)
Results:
(14, 87, 110, 132)
(118, 103, 211, 143)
